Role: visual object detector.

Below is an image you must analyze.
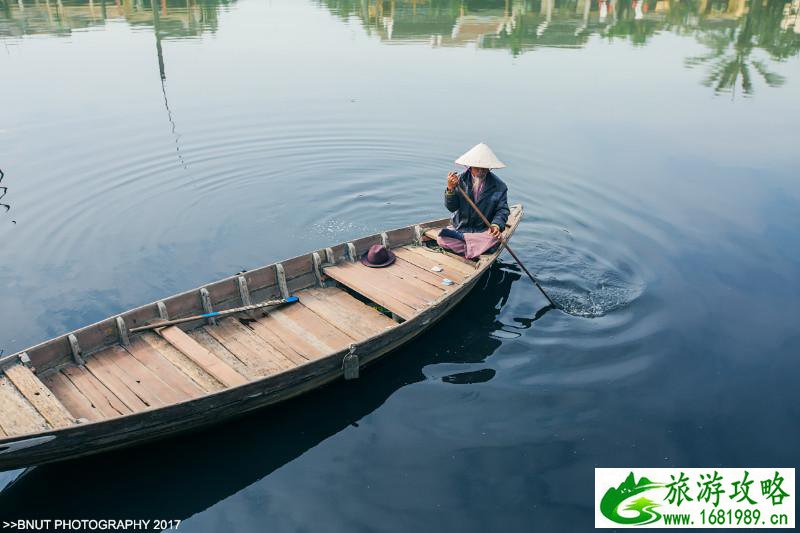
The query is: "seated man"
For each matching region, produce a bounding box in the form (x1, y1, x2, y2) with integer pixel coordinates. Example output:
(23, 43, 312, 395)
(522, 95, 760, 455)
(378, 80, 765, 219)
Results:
(437, 143, 510, 259)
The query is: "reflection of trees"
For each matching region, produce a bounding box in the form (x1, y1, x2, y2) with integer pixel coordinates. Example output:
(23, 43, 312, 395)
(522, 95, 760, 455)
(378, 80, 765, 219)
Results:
(317, 0, 799, 95)
(482, 0, 600, 54)
(601, 0, 662, 45)
(4, 0, 799, 94)
(320, 0, 799, 51)
(686, 0, 799, 95)
(323, 0, 468, 41)
(0, 0, 237, 39)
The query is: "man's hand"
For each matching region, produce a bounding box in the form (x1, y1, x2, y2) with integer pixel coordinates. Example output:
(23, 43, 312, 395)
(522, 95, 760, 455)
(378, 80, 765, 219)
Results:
(446, 171, 459, 192)
(489, 224, 502, 238)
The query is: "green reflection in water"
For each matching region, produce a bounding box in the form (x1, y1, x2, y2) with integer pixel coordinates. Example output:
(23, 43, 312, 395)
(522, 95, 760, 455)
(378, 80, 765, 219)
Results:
(1, 0, 798, 96)
(321, 0, 800, 95)
(0, 0, 237, 38)
(685, 0, 800, 95)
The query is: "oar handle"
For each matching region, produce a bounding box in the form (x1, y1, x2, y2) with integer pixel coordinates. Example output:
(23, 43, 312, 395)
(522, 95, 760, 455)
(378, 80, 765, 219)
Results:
(129, 296, 299, 333)
(455, 185, 504, 241)
(454, 184, 557, 308)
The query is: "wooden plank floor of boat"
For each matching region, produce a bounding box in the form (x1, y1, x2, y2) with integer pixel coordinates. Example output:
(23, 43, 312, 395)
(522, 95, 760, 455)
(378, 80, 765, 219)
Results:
(247, 286, 397, 361)
(0, 366, 75, 435)
(1, 285, 397, 431)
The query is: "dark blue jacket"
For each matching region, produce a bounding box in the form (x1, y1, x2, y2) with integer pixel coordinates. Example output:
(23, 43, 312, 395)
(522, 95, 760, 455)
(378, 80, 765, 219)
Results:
(444, 169, 510, 232)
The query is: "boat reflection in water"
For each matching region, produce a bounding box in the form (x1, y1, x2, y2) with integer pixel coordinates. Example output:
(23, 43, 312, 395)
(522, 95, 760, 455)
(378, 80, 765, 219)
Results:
(0, 261, 522, 523)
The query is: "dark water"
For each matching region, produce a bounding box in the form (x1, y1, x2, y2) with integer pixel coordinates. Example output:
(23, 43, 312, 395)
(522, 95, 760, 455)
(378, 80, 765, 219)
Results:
(1, 0, 799, 530)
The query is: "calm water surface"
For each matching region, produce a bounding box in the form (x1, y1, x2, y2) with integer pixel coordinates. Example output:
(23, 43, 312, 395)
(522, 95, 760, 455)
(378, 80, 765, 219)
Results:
(1, 0, 799, 530)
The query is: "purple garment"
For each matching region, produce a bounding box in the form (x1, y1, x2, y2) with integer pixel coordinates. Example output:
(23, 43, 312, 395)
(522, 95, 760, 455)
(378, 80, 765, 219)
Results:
(436, 226, 500, 259)
(472, 175, 484, 202)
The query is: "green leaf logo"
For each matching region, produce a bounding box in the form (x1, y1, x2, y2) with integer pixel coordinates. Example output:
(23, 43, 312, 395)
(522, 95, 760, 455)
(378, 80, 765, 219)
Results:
(600, 472, 664, 525)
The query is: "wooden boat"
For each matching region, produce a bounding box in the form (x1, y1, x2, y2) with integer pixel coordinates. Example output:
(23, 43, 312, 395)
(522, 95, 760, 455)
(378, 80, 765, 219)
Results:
(0, 205, 523, 469)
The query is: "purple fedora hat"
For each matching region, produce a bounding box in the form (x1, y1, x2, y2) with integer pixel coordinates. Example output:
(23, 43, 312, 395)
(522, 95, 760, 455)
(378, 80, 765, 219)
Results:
(361, 244, 396, 268)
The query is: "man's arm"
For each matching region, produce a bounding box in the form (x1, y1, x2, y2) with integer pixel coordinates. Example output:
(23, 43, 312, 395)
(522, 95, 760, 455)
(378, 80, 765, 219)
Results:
(445, 188, 460, 212)
(490, 188, 510, 231)
(445, 172, 461, 212)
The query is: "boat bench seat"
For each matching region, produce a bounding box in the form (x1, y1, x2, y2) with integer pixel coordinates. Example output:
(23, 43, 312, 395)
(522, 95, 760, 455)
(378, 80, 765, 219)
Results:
(322, 245, 476, 320)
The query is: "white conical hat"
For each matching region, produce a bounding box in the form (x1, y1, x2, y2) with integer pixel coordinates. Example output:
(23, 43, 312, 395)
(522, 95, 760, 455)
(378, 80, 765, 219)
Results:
(454, 142, 506, 169)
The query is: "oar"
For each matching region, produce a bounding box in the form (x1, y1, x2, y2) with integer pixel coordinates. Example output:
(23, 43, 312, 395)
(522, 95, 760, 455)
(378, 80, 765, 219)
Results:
(129, 296, 299, 333)
(454, 184, 558, 308)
